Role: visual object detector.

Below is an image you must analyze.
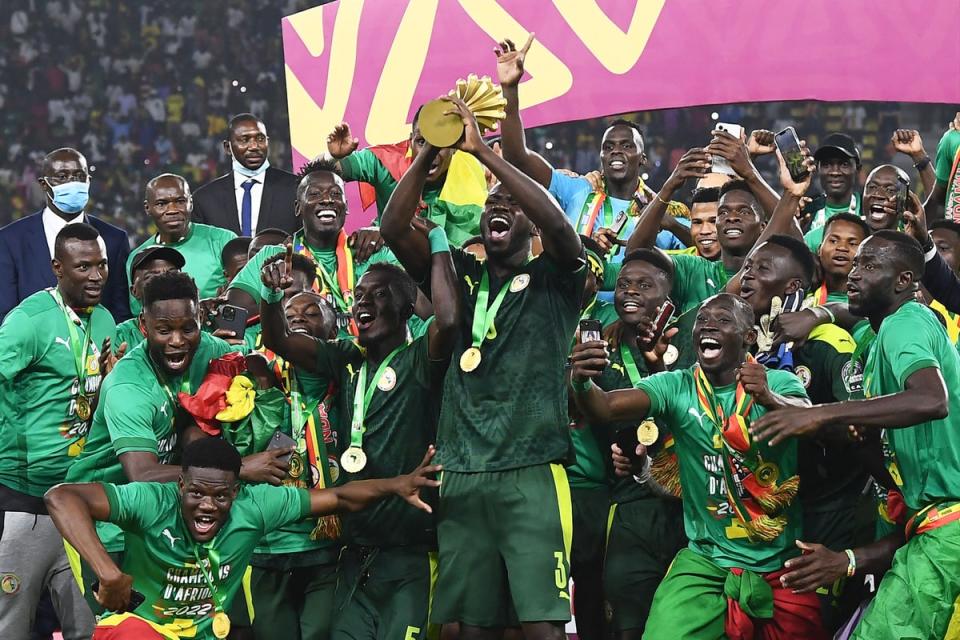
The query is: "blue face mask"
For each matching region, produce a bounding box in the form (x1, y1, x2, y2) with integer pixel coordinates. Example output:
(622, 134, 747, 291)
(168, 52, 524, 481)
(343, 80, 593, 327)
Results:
(46, 179, 90, 214)
(231, 144, 270, 179)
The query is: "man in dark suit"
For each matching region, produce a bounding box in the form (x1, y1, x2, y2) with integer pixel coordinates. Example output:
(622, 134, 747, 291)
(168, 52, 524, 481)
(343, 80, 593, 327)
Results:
(0, 148, 131, 323)
(192, 113, 300, 236)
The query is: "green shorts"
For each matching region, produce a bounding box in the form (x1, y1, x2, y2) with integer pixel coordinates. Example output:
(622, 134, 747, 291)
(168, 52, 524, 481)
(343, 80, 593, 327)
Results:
(432, 464, 573, 626)
(228, 550, 337, 640)
(603, 497, 686, 632)
(331, 546, 438, 640)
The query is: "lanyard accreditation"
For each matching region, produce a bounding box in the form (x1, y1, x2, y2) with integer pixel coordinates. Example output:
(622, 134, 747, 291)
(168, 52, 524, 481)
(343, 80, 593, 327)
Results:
(341, 343, 406, 473)
(50, 289, 95, 421)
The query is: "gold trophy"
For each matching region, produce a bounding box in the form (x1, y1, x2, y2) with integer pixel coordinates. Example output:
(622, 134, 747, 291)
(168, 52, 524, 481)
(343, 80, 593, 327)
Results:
(419, 74, 507, 148)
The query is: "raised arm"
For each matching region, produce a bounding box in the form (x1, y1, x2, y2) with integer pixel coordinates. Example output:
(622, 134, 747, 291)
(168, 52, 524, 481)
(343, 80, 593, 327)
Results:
(379, 146, 435, 281)
(417, 219, 460, 360)
(308, 446, 441, 514)
(892, 129, 935, 197)
(625, 148, 711, 253)
(496, 35, 554, 188)
(706, 129, 780, 217)
(44, 483, 133, 612)
(903, 192, 960, 313)
(568, 339, 652, 424)
(325, 122, 360, 176)
(258, 245, 325, 371)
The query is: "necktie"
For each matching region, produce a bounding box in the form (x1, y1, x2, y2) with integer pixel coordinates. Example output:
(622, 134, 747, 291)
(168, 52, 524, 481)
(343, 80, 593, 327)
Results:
(240, 179, 256, 236)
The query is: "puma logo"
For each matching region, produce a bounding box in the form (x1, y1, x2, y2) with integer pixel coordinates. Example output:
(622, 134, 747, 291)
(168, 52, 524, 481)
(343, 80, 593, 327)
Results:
(688, 407, 706, 427)
(55, 336, 70, 350)
(161, 528, 180, 549)
(464, 276, 477, 296)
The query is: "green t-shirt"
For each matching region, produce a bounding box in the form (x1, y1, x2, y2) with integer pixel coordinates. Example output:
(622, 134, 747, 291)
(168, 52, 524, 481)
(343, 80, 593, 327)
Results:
(637, 367, 808, 572)
(670, 253, 737, 315)
(864, 301, 960, 510)
(804, 193, 863, 252)
(103, 482, 310, 639)
(438, 249, 587, 472)
(66, 333, 233, 551)
(339, 148, 482, 247)
(312, 333, 440, 548)
(567, 300, 619, 490)
(934, 128, 960, 187)
(0, 291, 116, 496)
(128, 223, 237, 315)
(664, 306, 699, 372)
(227, 240, 398, 341)
(115, 318, 145, 354)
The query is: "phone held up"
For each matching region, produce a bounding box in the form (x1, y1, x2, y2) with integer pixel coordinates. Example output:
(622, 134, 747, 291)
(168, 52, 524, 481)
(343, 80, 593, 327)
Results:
(712, 123, 743, 175)
(579, 319, 603, 344)
(774, 126, 810, 183)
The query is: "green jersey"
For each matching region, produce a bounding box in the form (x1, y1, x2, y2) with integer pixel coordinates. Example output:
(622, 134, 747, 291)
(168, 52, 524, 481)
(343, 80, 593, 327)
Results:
(864, 301, 960, 510)
(803, 193, 862, 251)
(312, 333, 440, 547)
(339, 148, 483, 247)
(934, 128, 960, 186)
(637, 367, 808, 572)
(0, 291, 115, 496)
(128, 223, 237, 315)
(438, 249, 587, 472)
(227, 241, 398, 341)
(66, 333, 233, 551)
(103, 482, 310, 639)
(670, 254, 737, 314)
(664, 307, 699, 372)
(115, 318, 145, 354)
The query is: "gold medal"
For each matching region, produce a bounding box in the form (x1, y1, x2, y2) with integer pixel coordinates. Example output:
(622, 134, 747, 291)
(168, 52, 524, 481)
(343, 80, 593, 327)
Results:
(637, 420, 659, 447)
(341, 447, 367, 473)
(212, 611, 231, 639)
(460, 347, 482, 372)
(754, 462, 780, 488)
(76, 395, 91, 421)
(663, 344, 679, 366)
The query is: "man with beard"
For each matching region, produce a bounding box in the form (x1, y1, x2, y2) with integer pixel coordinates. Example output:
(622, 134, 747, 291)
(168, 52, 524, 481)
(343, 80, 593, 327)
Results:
(45, 437, 440, 640)
(259, 216, 459, 639)
(381, 99, 584, 638)
(64, 272, 291, 613)
(0, 223, 116, 640)
(752, 231, 960, 640)
(128, 174, 237, 315)
(114, 247, 186, 355)
(226, 160, 398, 340)
(571, 294, 826, 639)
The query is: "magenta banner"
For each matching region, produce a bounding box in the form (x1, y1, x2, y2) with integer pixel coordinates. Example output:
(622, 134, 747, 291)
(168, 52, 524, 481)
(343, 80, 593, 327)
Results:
(282, 0, 960, 226)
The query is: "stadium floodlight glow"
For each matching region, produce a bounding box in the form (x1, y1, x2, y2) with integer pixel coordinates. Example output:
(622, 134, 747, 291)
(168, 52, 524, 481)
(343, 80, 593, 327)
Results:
(232, 80, 239, 87)
(642, 173, 649, 180)
(545, 141, 553, 150)
(711, 112, 719, 120)
(89, 165, 96, 173)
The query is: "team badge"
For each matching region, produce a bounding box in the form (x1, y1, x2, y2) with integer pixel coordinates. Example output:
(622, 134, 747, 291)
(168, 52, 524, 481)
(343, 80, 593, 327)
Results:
(1, 574, 20, 595)
(663, 345, 679, 366)
(509, 274, 530, 292)
(795, 365, 812, 389)
(842, 360, 864, 394)
(377, 366, 397, 392)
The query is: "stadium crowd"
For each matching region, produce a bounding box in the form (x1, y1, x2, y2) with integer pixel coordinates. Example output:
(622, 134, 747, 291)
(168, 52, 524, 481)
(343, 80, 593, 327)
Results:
(1, 18, 960, 640)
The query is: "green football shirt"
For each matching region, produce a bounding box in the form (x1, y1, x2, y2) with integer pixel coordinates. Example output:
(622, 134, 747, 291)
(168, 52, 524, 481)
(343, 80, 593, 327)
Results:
(669, 253, 737, 314)
(312, 332, 440, 548)
(66, 333, 233, 551)
(934, 129, 960, 186)
(438, 249, 587, 472)
(114, 317, 145, 354)
(127, 223, 237, 315)
(0, 291, 116, 496)
(103, 482, 310, 639)
(637, 367, 808, 572)
(803, 193, 862, 251)
(339, 148, 482, 247)
(227, 240, 398, 341)
(864, 301, 960, 510)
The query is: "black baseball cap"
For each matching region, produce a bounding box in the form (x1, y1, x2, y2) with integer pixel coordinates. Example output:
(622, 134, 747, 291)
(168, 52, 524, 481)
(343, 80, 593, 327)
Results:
(814, 133, 861, 166)
(131, 246, 186, 275)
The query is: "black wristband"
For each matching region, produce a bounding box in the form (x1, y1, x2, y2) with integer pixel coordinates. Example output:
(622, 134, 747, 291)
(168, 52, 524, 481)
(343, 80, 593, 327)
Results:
(921, 233, 934, 254)
(914, 156, 931, 171)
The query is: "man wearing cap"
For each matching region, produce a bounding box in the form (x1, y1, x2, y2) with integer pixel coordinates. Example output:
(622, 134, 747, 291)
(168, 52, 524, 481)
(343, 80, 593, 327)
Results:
(803, 133, 862, 251)
(114, 247, 185, 354)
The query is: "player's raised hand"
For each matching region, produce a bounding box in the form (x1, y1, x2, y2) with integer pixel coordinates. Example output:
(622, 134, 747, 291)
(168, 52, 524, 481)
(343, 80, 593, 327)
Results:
(327, 122, 359, 159)
(495, 34, 534, 87)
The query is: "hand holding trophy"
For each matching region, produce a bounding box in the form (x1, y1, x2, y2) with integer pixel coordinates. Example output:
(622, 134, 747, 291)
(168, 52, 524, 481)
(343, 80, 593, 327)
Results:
(419, 74, 507, 148)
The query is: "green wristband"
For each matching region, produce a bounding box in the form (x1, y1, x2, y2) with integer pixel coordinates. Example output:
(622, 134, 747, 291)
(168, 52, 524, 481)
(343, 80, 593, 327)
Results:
(570, 378, 594, 393)
(428, 226, 450, 254)
(260, 284, 284, 305)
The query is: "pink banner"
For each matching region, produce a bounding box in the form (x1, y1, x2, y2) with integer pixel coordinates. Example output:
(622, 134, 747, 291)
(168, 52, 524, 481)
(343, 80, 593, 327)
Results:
(282, 0, 960, 227)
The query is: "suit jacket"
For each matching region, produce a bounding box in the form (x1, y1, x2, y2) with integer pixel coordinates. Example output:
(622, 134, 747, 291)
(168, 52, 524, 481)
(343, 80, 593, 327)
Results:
(192, 167, 300, 236)
(0, 211, 132, 323)
(923, 249, 960, 314)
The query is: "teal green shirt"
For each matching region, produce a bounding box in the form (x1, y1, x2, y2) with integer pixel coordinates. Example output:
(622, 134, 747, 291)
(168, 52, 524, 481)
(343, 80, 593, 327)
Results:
(115, 318, 145, 354)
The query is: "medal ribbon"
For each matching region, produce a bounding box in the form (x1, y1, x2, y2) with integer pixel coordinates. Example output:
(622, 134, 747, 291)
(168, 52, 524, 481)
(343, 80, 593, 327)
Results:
(192, 543, 227, 615)
(946, 144, 960, 223)
(468, 267, 513, 351)
(293, 230, 358, 336)
(694, 358, 799, 542)
(50, 289, 94, 406)
(619, 343, 644, 388)
(349, 344, 407, 450)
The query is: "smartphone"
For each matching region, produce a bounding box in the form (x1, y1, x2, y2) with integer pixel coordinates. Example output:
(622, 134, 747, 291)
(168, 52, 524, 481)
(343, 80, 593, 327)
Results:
(616, 427, 642, 462)
(267, 430, 297, 464)
(90, 581, 146, 611)
(774, 127, 809, 183)
(650, 300, 676, 341)
(213, 304, 249, 337)
(895, 175, 910, 218)
(712, 123, 743, 175)
(579, 319, 603, 344)
(610, 211, 629, 235)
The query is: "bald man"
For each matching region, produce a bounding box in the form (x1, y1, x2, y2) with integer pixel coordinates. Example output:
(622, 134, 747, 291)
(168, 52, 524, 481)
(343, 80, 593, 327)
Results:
(126, 173, 237, 314)
(0, 147, 131, 321)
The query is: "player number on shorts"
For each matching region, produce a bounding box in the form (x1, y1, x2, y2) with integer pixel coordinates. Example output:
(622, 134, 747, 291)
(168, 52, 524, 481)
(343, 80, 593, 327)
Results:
(553, 551, 567, 589)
